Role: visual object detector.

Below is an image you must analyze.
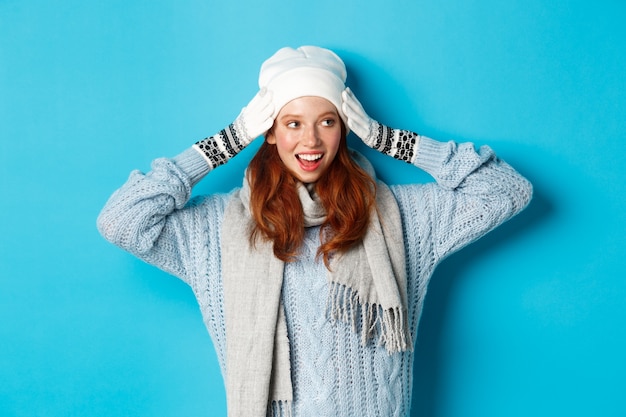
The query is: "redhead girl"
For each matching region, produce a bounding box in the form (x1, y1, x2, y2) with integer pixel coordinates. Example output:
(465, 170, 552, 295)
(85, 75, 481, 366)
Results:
(98, 46, 532, 417)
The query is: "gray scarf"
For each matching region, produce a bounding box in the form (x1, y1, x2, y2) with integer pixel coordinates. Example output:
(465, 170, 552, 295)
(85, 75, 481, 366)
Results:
(221, 152, 410, 417)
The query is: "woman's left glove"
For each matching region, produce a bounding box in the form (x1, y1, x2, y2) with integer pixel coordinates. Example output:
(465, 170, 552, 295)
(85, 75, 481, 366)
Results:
(341, 87, 420, 164)
(194, 88, 274, 169)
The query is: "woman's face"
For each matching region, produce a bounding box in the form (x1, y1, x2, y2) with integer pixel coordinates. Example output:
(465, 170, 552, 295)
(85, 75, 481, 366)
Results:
(266, 96, 342, 183)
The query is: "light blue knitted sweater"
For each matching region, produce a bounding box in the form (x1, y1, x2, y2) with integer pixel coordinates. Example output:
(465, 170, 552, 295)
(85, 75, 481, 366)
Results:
(97, 136, 532, 417)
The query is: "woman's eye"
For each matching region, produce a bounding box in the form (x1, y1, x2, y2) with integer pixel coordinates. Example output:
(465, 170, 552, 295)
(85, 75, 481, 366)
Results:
(287, 121, 299, 128)
(321, 119, 335, 127)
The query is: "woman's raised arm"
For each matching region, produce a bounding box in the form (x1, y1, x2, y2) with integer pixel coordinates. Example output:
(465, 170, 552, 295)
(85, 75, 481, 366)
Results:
(96, 90, 274, 284)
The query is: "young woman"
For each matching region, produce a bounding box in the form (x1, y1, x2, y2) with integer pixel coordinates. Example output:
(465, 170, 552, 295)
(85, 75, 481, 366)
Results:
(97, 46, 532, 417)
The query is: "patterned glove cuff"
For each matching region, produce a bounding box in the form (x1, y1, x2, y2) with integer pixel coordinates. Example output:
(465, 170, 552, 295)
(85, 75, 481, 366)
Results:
(369, 122, 420, 164)
(193, 123, 247, 169)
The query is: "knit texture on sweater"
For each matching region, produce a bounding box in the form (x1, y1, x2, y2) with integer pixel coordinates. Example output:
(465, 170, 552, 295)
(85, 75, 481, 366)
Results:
(97, 137, 532, 417)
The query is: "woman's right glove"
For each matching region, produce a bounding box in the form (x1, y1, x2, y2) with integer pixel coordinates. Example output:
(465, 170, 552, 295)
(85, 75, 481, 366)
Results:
(194, 88, 274, 169)
(341, 87, 420, 164)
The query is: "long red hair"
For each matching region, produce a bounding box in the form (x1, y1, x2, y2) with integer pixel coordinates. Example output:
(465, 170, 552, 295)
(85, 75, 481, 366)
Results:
(246, 129, 377, 267)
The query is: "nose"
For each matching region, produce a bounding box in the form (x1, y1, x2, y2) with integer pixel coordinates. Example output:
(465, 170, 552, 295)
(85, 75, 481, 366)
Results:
(302, 125, 321, 147)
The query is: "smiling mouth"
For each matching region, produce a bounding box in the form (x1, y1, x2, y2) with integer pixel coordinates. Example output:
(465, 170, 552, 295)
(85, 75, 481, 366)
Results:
(296, 153, 323, 162)
(295, 153, 324, 172)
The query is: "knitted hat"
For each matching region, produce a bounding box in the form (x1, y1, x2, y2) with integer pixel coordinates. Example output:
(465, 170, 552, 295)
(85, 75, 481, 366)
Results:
(259, 46, 348, 125)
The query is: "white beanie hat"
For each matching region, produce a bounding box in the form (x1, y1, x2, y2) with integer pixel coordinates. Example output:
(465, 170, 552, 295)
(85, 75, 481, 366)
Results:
(259, 46, 348, 125)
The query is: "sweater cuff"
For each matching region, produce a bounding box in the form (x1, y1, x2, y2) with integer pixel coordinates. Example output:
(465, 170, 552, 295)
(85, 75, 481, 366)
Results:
(412, 136, 452, 177)
(172, 147, 212, 186)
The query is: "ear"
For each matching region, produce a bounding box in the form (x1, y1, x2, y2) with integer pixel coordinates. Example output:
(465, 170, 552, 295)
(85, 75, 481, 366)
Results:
(265, 132, 276, 144)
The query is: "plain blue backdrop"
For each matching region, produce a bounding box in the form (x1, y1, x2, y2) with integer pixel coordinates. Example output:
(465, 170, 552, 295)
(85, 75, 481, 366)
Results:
(1, 1, 625, 416)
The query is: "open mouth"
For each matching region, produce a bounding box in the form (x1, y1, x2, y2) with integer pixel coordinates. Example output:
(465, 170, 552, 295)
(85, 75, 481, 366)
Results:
(296, 153, 324, 171)
(297, 153, 323, 162)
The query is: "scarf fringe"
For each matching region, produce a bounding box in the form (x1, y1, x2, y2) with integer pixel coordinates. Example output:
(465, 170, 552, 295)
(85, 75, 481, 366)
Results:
(328, 282, 413, 353)
(268, 400, 293, 417)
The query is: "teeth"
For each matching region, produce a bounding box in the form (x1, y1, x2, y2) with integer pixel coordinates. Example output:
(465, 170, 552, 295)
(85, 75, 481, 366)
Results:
(298, 153, 323, 161)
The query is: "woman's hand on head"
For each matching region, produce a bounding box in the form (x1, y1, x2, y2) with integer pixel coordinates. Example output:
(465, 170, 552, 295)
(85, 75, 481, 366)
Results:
(234, 88, 275, 145)
(342, 88, 419, 164)
(193, 89, 274, 169)
(341, 88, 379, 147)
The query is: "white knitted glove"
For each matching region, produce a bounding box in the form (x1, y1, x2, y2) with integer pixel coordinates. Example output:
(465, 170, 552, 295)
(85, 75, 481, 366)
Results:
(341, 87, 420, 164)
(341, 87, 377, 146)
(194, 89, 274, 169)
(233, 88, 275, 146)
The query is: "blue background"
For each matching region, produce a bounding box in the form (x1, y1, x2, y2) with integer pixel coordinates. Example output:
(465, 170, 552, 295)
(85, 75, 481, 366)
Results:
(1, 1, 625, 416)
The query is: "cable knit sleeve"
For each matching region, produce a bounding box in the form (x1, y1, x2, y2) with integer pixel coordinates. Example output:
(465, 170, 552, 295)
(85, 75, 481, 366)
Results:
(400, 135, 533, 264)
(96, 147, 222, 287)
